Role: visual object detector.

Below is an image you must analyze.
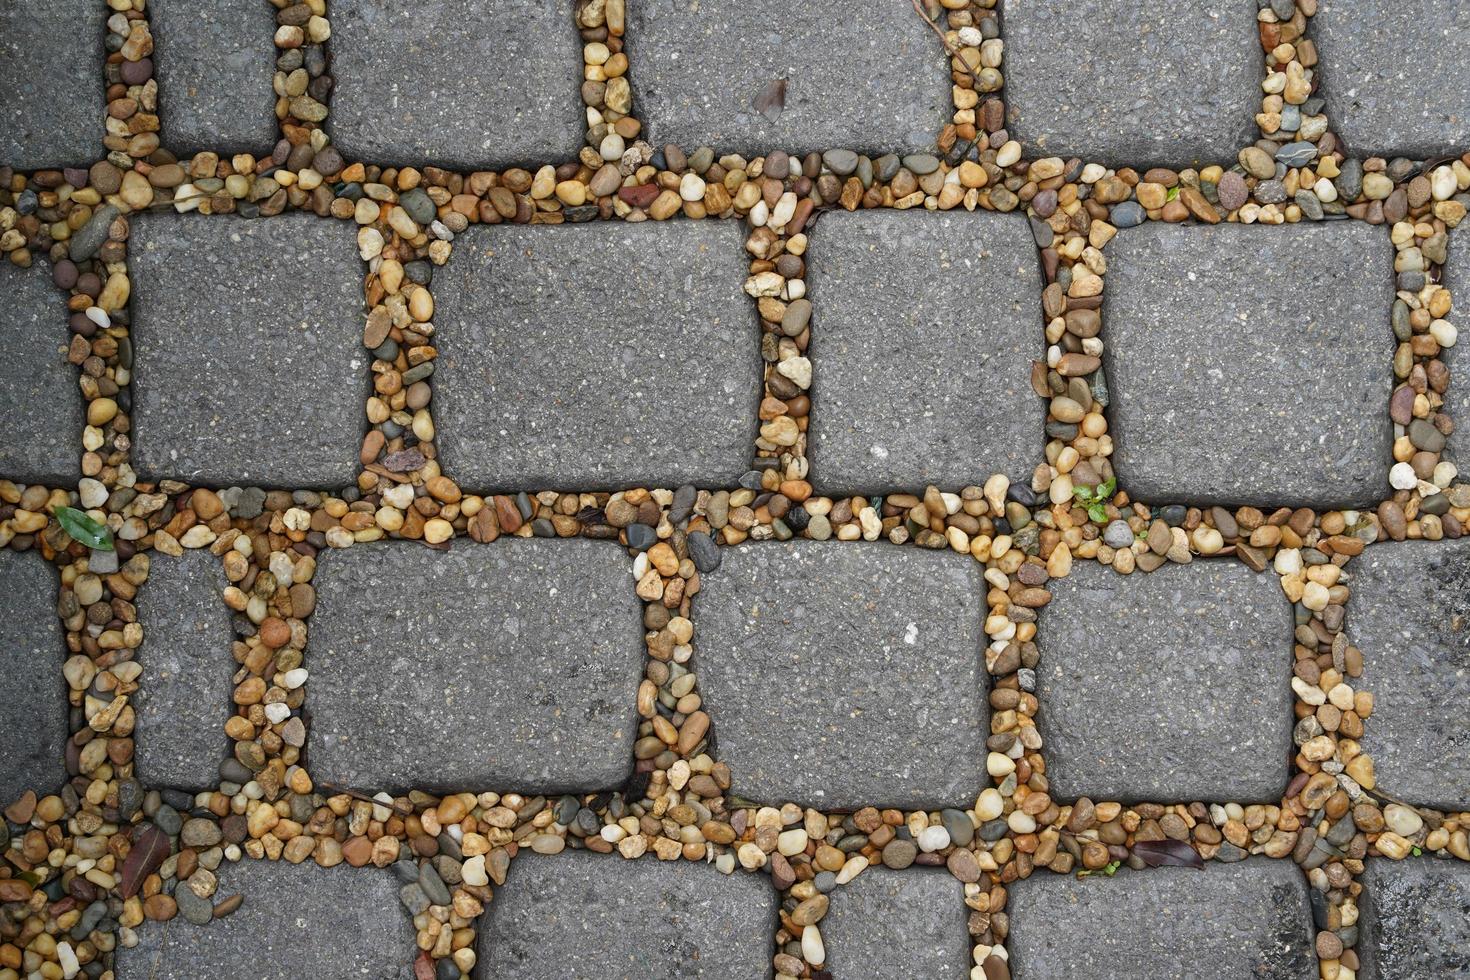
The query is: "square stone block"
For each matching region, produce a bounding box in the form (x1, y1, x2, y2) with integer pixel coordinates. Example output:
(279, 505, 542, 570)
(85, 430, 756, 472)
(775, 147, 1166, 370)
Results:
(114, 861, 412, 979)
(820, 869, 969, 978)
(1314, 0, 1470, 159)
(307, 539, 642, 794)
(328, 0, 582, 169)
(1106, 221, 1394, 508)
(0, 0, 104, 169)
(697, 541, 988, 810)
(475, 851, 776, 978)
(0, 551, 67, 807)
(1442, 235, 1469, 466)
(434, 221, 759, 491)
(1007, 860, 1316, 978)
(1000, 0, 1261, 167)
(629, 0, 951, 155)
(150, 0, 279, 154)
(0, 262, 82, 485)
(1038, 559, 1293, 803)
(132, 550, 234, 791)
(1359, 859, 1470, 980)
(806, 209, 1043, 494)
(129, 212, 366, 488)
(1345, 540, 1470, 811)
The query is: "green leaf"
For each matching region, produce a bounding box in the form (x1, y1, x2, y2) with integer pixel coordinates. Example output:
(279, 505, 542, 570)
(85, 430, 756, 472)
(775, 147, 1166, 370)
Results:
(53, 506, 114, 551)
(1098, 477, 1117, 499)
(1073, 486, 1093, 503)
(1087, 503, 1107, 524)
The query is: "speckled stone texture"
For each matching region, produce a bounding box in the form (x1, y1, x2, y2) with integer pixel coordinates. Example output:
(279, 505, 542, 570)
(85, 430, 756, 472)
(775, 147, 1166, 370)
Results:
(1106, 221, 1394, 508)
(1038, 559, 1293, 803)
(434, 221, 758, 492)
(630, 0, 950, 155)
(1314, 0, 1470, 158)
(476, 851, 776, 979)
(1000, 0, 1260, 167)
(0, 262, 82, 485)
(328, 0, 582, 169)
(128, 213, 366, 488)
(807, 210, 1043, 494)
(150, 0, 279, 154)
(1345, 540, 1470, 811)
(1008, 860, 1316, 979)
(1442, 234, 1470, 466)
(820, 869, 969, 978)
(697, 541, 987, 809)
(1358, 859, 1470, 980)
(0, 0, 104, 169)
(307, 539, 642, 794)
(115, 861, 412, 980)
(0, 551, 66, 807)
(132, 550, 234, 791)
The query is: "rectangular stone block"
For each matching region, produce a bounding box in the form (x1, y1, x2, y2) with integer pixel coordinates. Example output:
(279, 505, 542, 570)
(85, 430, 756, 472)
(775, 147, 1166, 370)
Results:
(807, 209, 1043, 494)
(1106, 221, 1394, 508)
(821, 868, 969, 978)
(328, 0, 582, 169)
(129, 212, 366, 488)
(0, 0, 104, 169)
(434, 221, 759, 491)
(307, 539, 642, 794)
(1358, 859, 1470, 980)
(1038, 559, 1293, 803)
(0, 551, 67, 807)
(0, 262, 82, 485)
(475, 851, 776, 978)
(1345, 540, 1470, 811)
(150, 0, 279, 154)
(1443, 235, 1469, 466)
(629, 0, 952, 155)
(1007, 860, 1316, 979)
(696, 541, 988, 809)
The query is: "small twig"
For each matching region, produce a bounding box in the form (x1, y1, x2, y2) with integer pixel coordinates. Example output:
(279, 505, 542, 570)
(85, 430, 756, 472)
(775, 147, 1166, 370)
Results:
(909, 0, 986, 92)
(315, 780, 414, 816)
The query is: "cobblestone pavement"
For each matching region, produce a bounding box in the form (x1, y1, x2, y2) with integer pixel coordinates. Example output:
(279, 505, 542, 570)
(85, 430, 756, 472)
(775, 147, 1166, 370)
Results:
(1, 1, 1469, 979)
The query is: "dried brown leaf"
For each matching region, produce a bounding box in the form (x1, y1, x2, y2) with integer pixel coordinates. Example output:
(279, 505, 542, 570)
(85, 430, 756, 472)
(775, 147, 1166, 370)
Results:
(754, 78, 787, 122)
(1132, 838, 1205, 869)
(120, 823, 170, 898)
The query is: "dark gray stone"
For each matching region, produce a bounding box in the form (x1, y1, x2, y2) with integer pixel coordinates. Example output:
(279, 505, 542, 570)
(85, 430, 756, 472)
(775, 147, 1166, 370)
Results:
(629, 0, 951, 155)
(307, 539, 642, 794)
(328, 0, 582, 169)
(129, 213, 366, 488)
(150, 0, 278, 154)
(1106, 221, 1394, 508)
(1008, 860, 1316, 979)
(821, 868, 969, 978)
(697, 541, 988, 809)
(1000, 0, 1260, 167)
(0, 0, 104, 169)
(114, 860, 412, 980)
(806, 209, 1043, 494)
(1038, 560, 1293, 803)
(434, 221, 758, 492)
(1345, 540, 1470, 811)
(1358, 859, 1470, 980)
(475, 851, 775, 979)
(1442, 235, 1470, 467)
(0, 262, 82, 485)
(132, 550, 234, 791)
(1314, 0, 1470, 158)
(0, 551, 66, 807)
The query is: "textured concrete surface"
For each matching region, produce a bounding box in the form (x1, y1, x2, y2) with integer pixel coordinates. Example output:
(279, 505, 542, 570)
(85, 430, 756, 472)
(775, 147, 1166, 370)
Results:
(1038, 559, 1293, 803)
(0, 0, 104, 169)
(150, 0, 279, 154)
(307, 539, 642, 794)
(434, 221, 759, 492)
(0, 262, 83, 486)
(697, 541, 988, 809)
(328, 0, 582, 169)
(1106, 221, 1394, 508)
(476, 851, 776, 979)
(132, 550, 234, 791)
(1358, 859, 1470, 980)
(1443, 233, 1470, 466)
(1001, 0, 1261, 167)
(129, 213, 366, 488)
(0, 551, 66, 807)
(1008, 860, 1316, 979)
(1346, 540, 1470, 811)
(115, 861, 412, 980)
(807, 209, 1043, 494)
(1315, 0, 1470, 158)
(820, 868, 969, 978)
(630, 0, 950, 155)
